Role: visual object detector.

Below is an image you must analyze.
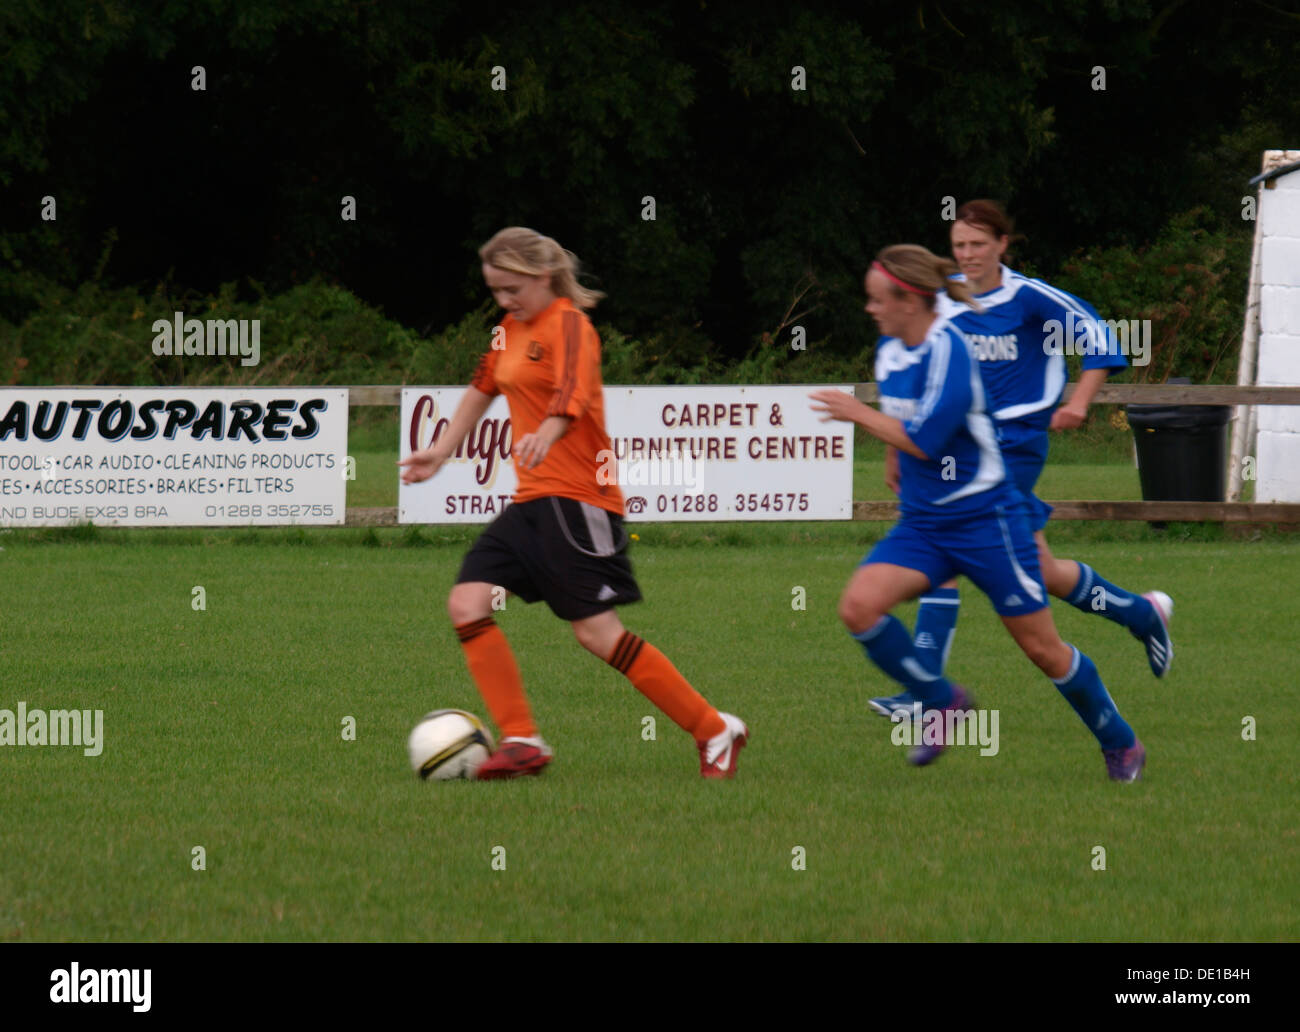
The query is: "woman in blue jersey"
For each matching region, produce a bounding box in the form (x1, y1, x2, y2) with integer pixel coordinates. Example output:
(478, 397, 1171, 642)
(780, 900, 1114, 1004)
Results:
(811, 244, 1145, 781)
(885, 201, 1172, 703)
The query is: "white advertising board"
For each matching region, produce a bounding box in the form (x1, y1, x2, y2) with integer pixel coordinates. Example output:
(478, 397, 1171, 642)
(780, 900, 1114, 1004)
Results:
(0, 388, 348, 526)
(399, 385, 854, 523)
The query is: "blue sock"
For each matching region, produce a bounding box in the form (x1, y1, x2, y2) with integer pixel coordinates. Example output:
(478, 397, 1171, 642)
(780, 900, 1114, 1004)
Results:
(1051, 645, 1135, 750)
(852, 615, 954, 708)
(912, 588, 961, 676)
(1065, 563, 1153, 634)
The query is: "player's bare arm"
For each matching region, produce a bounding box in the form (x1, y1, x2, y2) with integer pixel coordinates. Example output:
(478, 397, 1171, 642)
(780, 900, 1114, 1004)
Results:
(809, 389, 927, 459)
(513, 414, 572, 470)
(399, 386, 494, 483)
(1051, 366, 1109, 430)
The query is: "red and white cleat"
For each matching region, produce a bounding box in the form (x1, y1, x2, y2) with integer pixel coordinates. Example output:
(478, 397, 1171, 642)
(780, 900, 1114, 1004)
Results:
(699, 713, 749, 779)
(476, 736, 553, 780)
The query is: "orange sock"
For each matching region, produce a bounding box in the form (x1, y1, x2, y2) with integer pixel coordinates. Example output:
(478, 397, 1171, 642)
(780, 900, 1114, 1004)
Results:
(455, 618, 535, 739)
(607, 632, 725, 743)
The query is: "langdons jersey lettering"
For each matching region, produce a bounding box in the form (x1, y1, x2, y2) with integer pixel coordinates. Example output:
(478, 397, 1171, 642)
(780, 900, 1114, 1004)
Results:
(874, 319, 1015, 522)
(470, 297, 624, 515)
(936, 265, 1127, 450)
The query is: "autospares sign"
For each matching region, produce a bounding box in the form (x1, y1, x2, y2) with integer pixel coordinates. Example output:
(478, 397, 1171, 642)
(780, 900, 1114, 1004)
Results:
(398, 385, 854, 523)
(0, 388, 347, 526)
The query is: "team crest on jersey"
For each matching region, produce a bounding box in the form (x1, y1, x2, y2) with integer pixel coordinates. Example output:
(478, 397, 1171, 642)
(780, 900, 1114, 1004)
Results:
(527, 340, 544, 361)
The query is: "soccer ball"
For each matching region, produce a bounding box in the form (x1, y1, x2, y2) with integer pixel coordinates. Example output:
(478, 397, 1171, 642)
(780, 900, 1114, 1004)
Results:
(408, 709, 495, 781)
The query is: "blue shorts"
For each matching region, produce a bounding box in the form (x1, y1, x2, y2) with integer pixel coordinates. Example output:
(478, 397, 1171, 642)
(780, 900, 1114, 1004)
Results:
(862, 505, 1049, 617)
(1003, 440, 1052, 533)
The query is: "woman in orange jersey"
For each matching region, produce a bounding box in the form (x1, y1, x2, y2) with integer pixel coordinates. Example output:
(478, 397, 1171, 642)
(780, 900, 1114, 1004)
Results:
(400, 227, 748, 779)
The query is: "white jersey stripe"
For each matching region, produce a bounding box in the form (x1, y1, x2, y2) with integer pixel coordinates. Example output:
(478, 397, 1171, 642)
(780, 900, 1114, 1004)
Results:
(910, 330, 949, 432)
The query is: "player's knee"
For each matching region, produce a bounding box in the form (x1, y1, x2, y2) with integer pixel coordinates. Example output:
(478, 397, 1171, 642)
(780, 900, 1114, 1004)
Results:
(838, 591, 881, 633)
(1035, 544, 1070, 596)
(447, 583, 490, 625)
(1042, 563, 1070, 598)
(572, 617, 621, 658)
(1018, 634, 1063, 674)
(1021, 644, 1055, 673)
(571, 620, 601, 654)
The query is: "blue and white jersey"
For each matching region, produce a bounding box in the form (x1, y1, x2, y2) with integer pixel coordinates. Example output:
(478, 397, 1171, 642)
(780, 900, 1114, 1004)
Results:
(937, 265, 1127, 451)
(874, 318, 1016, 522)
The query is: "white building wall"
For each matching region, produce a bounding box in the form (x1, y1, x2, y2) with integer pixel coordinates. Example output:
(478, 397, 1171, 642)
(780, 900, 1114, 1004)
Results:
(1255, 150, 1300, 501)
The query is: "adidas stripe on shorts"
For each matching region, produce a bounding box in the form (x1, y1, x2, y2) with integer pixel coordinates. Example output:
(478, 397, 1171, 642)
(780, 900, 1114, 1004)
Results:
(456, 496, 643, 621)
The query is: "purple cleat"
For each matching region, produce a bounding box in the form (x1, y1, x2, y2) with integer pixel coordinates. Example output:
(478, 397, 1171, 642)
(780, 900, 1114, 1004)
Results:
(906, 683, 976, 767)
(1103, 737, 1146, 782)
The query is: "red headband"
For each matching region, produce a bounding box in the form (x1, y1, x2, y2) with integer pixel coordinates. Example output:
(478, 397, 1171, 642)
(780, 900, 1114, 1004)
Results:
(872, 261, 935, 297)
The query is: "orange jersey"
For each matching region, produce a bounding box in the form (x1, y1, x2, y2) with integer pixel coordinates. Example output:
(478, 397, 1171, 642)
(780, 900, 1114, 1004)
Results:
(470, 297, 624, 515)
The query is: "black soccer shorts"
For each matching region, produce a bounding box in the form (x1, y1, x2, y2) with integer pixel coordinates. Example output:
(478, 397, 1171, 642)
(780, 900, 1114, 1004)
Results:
(456, 496, 642, 621)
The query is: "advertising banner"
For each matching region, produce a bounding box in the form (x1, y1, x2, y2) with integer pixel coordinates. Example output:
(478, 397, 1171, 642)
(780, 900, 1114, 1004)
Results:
(0, 388, 348, 526)
(399, 384, 854, 523)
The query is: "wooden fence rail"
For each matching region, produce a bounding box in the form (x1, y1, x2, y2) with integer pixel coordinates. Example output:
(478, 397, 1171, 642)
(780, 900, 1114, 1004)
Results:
(346, 384, 1300, 406)
(347, 382, 1300, 523)
(14, 384, 1294, 523)
(346, 501, 1300, 525)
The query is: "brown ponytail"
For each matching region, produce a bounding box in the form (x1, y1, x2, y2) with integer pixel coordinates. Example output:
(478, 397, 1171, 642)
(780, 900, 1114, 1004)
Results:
(874, 244, 980, 310)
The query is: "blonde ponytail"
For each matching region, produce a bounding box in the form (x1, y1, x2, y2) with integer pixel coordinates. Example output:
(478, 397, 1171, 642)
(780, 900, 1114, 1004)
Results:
(478, 227, 605, 310)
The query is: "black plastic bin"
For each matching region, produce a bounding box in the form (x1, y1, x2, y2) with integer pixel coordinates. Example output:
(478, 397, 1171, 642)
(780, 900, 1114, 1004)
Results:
(1126, 401, 1231, 502)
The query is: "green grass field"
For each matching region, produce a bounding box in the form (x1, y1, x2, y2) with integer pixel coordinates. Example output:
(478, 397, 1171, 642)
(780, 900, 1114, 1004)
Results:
(1, 508, 1296, 941)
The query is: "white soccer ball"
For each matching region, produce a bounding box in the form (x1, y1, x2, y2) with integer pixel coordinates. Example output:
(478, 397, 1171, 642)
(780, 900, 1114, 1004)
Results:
(408, 709, 495, 781)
